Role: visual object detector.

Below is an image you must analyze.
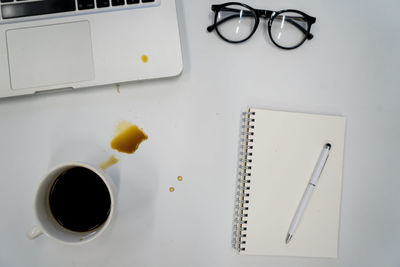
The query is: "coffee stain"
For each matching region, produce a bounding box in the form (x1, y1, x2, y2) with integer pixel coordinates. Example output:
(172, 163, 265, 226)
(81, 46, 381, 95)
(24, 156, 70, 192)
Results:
(111, 121, 148, 154)
(116, 84, 120, 93)
(177, 176, 183, 181)
(141, 54, 148, 63)
(100, 155, 119, 170)
(169, 187, 175, 192)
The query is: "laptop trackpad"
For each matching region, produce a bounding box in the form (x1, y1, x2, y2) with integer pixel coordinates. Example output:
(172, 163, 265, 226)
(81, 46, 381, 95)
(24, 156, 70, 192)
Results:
(6, 21, 95, 90)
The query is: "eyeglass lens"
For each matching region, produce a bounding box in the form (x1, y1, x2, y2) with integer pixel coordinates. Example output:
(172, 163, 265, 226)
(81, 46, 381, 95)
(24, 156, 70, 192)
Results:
(270, 12, 309, 48)
(216, 5, 256, 42)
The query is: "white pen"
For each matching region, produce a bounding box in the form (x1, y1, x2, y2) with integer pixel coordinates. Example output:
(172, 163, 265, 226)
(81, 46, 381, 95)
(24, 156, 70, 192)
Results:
(285, 143, 331, 244)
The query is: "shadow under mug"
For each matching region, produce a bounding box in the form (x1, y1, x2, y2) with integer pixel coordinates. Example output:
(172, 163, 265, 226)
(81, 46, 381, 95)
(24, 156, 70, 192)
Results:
(27, 162, 117, 244)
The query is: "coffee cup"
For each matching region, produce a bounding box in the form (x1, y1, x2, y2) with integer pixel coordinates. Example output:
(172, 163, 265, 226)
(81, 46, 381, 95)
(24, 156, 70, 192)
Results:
(27, 162, 117, 244)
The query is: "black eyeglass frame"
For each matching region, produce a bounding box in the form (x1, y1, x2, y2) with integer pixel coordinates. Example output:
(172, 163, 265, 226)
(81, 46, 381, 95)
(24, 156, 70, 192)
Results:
(207, 2, 316, 49)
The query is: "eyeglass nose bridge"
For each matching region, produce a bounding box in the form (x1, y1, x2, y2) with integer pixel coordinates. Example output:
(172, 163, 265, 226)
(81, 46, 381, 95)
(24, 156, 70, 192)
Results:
(256, 9, 273, 19)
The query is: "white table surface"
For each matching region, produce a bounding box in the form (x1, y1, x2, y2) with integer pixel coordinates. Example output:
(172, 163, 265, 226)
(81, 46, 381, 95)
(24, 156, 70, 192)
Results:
(1, 0, 399, 266)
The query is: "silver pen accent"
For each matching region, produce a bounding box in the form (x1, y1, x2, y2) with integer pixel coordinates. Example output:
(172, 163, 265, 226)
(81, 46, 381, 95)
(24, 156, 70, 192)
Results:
(285, 143, 331, 244)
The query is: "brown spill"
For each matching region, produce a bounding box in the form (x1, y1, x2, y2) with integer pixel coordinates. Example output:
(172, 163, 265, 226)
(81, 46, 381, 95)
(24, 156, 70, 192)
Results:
(177, 176, 183, 181)
(141, 54, 148, 63)
(169, 187, 175, 192)
(100, 155, 119, 170)
(116, 84, 120, 93)
(111, 121, 148, 154)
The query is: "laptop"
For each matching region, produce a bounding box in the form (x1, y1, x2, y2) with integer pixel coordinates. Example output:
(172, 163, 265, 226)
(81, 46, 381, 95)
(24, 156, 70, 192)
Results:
(0, 0, 183, 98)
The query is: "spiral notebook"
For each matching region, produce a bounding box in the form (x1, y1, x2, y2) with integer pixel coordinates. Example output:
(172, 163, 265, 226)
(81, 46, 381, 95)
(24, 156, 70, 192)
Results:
(234, 108, 346, 258)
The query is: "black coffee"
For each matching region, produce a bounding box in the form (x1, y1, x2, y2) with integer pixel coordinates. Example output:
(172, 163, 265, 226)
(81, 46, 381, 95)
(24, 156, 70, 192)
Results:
(49, 167, 111, 232)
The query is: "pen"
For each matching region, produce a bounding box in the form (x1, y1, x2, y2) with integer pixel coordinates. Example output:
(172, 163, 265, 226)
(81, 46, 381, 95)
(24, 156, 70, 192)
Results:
(285, 143, 331, 244)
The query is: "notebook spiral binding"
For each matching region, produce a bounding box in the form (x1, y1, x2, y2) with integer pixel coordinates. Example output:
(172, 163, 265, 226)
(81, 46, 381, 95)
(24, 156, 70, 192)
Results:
(233, 110, 255, 252)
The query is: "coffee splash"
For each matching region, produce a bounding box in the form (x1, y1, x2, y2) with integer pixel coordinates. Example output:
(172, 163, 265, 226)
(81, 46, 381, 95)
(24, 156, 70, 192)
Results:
(111, 121, 148, 154)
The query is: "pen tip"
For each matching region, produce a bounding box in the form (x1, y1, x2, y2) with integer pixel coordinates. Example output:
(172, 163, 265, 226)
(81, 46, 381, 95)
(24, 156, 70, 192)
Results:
(285, 234, 292, 244)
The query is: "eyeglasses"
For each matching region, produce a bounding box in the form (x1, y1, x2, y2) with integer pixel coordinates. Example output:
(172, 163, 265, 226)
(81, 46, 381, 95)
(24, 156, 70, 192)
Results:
(207, 2, 316, 49)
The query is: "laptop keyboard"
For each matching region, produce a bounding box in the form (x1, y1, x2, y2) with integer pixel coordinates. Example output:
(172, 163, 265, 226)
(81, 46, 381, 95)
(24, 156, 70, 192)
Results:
(1, 0, 157, 21)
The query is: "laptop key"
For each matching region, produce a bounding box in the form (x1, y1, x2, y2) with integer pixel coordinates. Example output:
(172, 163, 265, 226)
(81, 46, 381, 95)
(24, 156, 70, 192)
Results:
(142, 0, 155, 2)
(78, 0, 95, 10)
(96, 0, 110, 8)
(111, 0, 124, 6)
(127, 0, 139, 4)
(1, 0, 76, 19)
(0, 0, 14, 3)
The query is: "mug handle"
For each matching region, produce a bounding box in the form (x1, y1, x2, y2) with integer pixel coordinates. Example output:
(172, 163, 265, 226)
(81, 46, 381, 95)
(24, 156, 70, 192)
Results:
(27, 225, 42, 240)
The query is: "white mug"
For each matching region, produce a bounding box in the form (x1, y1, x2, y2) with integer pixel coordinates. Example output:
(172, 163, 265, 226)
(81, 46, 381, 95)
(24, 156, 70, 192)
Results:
(27, 162, 117, 244)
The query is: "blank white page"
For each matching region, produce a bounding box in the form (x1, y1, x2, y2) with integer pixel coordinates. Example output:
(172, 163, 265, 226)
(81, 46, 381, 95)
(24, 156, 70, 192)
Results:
(241, 109, 346, 258)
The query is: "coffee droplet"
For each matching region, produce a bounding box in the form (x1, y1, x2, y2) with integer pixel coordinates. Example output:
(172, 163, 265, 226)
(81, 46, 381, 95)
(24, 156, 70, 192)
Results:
(111, 121, 148, 154)
(169, 187, 175, 192)
(177, 176, 183, 181)
(141, 55, 148, 63)
(100, 156, 119, 170)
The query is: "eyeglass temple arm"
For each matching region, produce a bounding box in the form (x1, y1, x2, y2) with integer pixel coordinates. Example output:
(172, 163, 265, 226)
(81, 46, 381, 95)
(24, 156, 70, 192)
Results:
(207, 8, 313, 39)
